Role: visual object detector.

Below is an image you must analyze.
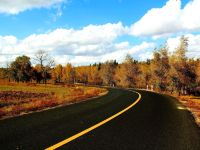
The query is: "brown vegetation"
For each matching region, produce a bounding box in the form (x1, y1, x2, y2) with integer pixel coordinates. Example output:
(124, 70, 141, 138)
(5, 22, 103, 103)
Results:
(176, 95, 200, 127)
(0, 84, 107, 119)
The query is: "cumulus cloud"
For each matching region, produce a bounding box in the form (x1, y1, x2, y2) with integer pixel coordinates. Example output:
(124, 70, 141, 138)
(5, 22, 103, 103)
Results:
(100, 41, 155, 62)
(0, 22, 127, 56)
(167, 34, 200, 58)
(130, 0, 200, 37)
(0, 22, 155, 66)
(63, 41, 155, 66)
(0, 0, 65, 14)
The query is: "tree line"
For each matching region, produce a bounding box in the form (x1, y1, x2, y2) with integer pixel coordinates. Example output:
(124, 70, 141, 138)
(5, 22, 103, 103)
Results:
(0, 36, 200, 95)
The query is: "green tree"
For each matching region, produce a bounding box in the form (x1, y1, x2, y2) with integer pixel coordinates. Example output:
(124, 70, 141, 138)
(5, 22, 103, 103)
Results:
(10, 55, 32, 82)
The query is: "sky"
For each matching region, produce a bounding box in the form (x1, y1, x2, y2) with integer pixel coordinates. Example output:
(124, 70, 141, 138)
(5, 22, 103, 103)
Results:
(0, 0, 200, 66)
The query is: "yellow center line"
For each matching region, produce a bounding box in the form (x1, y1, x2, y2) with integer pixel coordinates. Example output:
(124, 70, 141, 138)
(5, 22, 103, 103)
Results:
(45, 90, 141, 150)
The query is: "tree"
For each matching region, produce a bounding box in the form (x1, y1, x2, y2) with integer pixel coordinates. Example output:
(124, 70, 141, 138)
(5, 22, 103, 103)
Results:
(63, 63, 75, 84)
(115, 64, 127, 87)
(88, 66, 102, 85)
(0, 68, 7, 80)
(0, 62, 12, 82)
(138, 61, 151, 89)
(151, 46, 170, 91)
(53, 64, 63, 83)
(32, 65, 43, 83)
(10, 55, 32, 82)
(169, 36, 188, 91)
(75, 66, 88, 84)
(115, 54, 140, 87)
(174, 36, 188, 61)
(169, 36, 196, 95)
(100, 60, 117, 86)
(34, 50, 54, 84)
(197, 60, 200, 85)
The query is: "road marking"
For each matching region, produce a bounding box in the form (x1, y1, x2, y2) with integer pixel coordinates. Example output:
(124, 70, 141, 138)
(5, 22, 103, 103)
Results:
(45, 90, 141, 150)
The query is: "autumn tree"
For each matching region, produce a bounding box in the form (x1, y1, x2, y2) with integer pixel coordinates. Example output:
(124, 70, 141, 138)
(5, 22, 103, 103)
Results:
(0, 62, 12, 82)
(75, 66, 89, 84)
(138, 60, 151, 89)
(186, 59, 198, 94)
(88, 66, 102, 85)
(53, 64, 63, 83)
(197, 60, 200, 85)
(0, 68, 4, 79)
(151, 46, 170, 91)
(115, 64, 127, 87)
(100, 60, 117, 86)
(169, 36, 194, 94)
(63, 63, 75, 84)
(125, 55, 140, 88)
(34, 50, 54, 84)
(115, 55, 140, 87)
(0, 68, 8, 82)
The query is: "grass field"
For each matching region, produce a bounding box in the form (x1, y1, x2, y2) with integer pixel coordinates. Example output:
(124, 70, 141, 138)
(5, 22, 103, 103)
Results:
(0, 83, 107, 119)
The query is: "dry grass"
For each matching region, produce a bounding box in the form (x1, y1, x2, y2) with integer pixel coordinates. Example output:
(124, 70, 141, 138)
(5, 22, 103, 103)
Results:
(0, 83, 107, 119)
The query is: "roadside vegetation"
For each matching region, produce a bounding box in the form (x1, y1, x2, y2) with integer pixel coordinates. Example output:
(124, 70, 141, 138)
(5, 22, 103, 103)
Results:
(176, 95, 200, 126)
(0, 83, 107, 119)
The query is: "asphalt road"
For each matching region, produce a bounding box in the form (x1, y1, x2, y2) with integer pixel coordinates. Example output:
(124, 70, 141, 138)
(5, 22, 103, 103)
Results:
(0, 88, 200, 150)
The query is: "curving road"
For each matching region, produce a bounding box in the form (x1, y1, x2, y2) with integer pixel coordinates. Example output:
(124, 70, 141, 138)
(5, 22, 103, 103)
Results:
(0, 88, 200, 150)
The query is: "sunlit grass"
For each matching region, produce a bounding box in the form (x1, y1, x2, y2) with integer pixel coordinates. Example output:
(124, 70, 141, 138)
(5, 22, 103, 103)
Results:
(0, 83, 107, 119)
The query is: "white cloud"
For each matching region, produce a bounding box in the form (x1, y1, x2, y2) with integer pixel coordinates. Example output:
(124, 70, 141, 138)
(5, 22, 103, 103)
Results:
(0, 22, 127, 56)
(128, 41, 154, 55)
(138, 51, 153, 61)
(0, 0, 65, 14)
(67, 41, 155, 65)
(130, 0, 200, 37)
(0, 22, 154, 66)
(99, 41, 155, 62)
(54, 55, 71, 65)
(167, 34, 200, 58)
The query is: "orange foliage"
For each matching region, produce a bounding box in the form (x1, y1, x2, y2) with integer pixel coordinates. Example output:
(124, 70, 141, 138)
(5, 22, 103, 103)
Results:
(0, 86, 107, 119)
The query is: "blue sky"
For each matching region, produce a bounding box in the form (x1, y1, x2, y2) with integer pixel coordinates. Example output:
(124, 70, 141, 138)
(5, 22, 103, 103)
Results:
(0, 0, 199, 66)
(0, 0, 171, 38)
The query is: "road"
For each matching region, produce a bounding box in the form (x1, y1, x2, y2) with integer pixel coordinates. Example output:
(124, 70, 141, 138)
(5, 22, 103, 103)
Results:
(0, 88, 200, 150)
